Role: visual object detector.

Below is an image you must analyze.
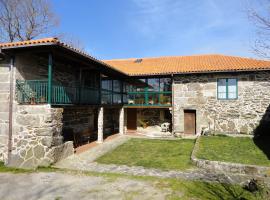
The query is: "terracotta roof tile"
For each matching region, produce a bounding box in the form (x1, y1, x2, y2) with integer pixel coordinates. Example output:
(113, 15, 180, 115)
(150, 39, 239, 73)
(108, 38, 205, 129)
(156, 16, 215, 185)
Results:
(0, 38, 128, 77)
(103, 55, 270, 76)
(0, 37, 58, 48)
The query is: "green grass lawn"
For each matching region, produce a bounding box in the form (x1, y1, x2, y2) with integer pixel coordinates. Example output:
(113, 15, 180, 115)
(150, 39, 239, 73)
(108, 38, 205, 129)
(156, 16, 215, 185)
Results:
(0, 161, 57, 173)
(196, 136, 270, 166)
(96, 138, 195, 170)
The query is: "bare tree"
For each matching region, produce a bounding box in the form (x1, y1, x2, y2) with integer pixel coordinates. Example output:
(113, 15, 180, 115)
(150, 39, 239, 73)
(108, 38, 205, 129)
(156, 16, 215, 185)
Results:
(0, 0, 58, 42)
(248, 0, 270, 59)
(57, 33, 86, 51)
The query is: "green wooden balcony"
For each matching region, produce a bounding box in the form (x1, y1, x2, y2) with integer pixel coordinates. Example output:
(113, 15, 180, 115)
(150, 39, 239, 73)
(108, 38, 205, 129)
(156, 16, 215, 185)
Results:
(127, 91, 172, 107)
(16, 80, 100, 105)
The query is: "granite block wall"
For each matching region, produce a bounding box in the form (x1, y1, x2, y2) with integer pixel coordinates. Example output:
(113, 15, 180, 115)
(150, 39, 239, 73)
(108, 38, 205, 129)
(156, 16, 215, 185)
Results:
(173, 71, 270, 135)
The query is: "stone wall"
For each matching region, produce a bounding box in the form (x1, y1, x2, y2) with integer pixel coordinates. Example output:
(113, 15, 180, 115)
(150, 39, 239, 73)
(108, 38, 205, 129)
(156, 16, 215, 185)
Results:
(0, 53, 101, 167)
(103, 108, 120, 134)
(62, 106, 97, 141)
(191, 136, 270, 176)
(173, 71, 270, 134)
(15, 53, 78, 86)
(8, 105, 74, 168)
(0, 59, 10, 162)
(2, 54, 76, 168)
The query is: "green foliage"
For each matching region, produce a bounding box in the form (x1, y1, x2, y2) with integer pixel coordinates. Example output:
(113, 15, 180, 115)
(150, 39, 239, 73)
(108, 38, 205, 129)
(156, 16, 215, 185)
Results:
(96, 138, 195, 170)
(197, 136, 270, 166)
(0, 161, 57, 173)
(0, 162, 31, 173)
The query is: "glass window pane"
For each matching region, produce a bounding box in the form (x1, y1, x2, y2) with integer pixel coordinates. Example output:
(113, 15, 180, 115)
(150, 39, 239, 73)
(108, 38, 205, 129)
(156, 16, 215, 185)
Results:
(123, 82, 128, 93)
(148, 93, 159, 105)
(228, 79, 236, 92)
(113, 94, 122, 104)
(218, 92, 227, 99)
(160, 78, 172, 91)
(136, 79, 146, 92)
(101, 90, 112, 104)
(148, 78, 159, 92)
(123, 94, 128, 103)
(228, 92, 236, 99)
(113, 80, 121, 92)
(128, 94, 135, 104)
(218, 79, 226, 99)
(134, 94, 145, 104)
(228, 79, 237, 99)
(217, 79, 226, 92)
(102, 80, 112, 90)
(160, 93, 171, 105)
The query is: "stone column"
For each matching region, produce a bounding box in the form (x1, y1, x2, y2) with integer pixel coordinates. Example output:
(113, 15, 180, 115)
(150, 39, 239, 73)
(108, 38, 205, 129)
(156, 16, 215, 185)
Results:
(0, 61, 11, 163)
(119, 107, 124, 135)
(97, 107, 104, 143)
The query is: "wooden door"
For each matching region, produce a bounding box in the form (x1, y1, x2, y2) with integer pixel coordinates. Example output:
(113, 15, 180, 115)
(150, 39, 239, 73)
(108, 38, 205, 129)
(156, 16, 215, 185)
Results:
(184, 110, 196, 134)
(127, 109, 137, 130)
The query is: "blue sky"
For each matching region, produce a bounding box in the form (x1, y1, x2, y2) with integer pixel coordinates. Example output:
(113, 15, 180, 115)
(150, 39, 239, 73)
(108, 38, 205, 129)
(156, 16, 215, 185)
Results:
(52, 0, 261, 59)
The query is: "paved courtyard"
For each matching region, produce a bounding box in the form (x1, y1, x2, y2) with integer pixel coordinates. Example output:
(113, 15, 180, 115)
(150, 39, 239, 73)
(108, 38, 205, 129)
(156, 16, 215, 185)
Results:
(0, 172, 170, 200)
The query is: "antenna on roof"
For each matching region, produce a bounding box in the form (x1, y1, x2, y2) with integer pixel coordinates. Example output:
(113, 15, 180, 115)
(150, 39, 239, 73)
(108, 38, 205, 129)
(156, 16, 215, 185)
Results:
(134, 58, 143, 63)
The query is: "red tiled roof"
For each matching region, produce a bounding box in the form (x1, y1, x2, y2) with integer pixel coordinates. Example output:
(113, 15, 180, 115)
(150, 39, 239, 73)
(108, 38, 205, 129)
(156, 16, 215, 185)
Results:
(104, 55, 270, 76)
(0, 38, 128, 76)
(0, 37, 58, 48)
(2, 39, 270, 76)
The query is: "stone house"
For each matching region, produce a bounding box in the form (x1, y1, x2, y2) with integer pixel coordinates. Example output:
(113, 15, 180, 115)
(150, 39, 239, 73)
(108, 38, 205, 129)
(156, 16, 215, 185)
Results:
(1, 38, 270, 168)
(105, 55, 270, 136)
(0, 38, 129, 168)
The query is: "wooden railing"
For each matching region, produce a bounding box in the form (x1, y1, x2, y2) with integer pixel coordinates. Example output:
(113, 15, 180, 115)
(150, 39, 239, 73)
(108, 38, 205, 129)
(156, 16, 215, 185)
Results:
(16, 80, 172, 107)
(127, 91, 172, 106)
(16, 80, 99, 105)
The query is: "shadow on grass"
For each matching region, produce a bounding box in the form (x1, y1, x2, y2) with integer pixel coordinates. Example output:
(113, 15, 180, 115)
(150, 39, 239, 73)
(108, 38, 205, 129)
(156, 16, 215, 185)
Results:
(183, 180, 269, 200)
(253, 105, 270, 160)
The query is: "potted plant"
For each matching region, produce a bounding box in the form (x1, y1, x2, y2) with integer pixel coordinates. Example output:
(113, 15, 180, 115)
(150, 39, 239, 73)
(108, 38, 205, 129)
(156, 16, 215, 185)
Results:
(29, 91, 36, 105)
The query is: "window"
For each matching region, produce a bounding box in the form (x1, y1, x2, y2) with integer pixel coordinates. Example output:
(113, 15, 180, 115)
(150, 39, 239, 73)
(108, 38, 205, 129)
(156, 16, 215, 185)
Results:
(217, 78, 237, 100)
(160, 78, 172, 91)
(148, 78, 159, 92)
(102, 80, 112, 90)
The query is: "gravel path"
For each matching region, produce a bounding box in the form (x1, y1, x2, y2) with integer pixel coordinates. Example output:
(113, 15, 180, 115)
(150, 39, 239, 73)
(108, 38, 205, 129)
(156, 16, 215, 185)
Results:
(0, 172, 171, 200)
(56, 160, 264, 185)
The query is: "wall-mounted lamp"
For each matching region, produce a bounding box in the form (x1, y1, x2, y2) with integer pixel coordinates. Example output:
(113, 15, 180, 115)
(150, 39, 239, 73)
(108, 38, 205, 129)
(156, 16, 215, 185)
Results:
(0, 48, 6, 61)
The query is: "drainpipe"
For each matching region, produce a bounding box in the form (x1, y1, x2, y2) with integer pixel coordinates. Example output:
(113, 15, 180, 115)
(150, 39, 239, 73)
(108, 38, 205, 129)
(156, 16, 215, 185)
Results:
(171, 74, 174, 135)
(7, 56, 14, 165)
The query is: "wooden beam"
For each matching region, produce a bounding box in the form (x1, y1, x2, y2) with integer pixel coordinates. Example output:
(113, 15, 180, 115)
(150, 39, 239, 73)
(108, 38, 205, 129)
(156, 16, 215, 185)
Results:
(48, 53, 53, 104)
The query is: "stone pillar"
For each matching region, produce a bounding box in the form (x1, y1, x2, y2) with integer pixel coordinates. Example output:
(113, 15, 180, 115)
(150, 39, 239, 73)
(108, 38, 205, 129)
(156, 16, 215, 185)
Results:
(0, 60, 11, 163)
(119, 107, 125, 135)
(97, 107, 104, 143)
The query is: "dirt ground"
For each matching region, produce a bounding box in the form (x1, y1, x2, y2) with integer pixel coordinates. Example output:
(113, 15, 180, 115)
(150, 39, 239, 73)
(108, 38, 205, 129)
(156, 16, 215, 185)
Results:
(0, 172, 172, 200)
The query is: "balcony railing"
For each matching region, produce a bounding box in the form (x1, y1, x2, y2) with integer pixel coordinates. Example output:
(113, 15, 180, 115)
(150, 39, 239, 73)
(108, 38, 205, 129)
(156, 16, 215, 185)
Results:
(16, 80, 172, 107)
(127, 91, 172, 106)
(16, 80, 99, 105)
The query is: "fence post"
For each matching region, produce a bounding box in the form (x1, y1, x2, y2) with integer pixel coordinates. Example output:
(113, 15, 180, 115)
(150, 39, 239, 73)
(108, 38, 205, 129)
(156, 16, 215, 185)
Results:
(48, 53, 52, 104)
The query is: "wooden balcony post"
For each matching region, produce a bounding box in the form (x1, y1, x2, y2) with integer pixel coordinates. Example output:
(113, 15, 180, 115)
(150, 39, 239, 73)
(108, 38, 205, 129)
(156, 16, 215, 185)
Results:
(48, 53, 52, 104)
(121, 81, 123, 104)
(79, 68, 82, 104)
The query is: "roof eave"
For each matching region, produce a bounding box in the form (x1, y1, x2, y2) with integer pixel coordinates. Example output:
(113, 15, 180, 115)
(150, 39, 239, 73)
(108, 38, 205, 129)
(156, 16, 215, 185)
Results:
(127, 68, 270, 76)
(1, 42, 129, 78)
